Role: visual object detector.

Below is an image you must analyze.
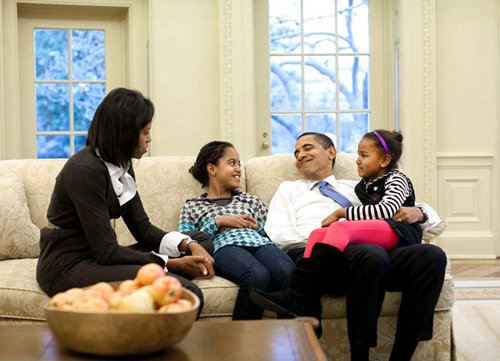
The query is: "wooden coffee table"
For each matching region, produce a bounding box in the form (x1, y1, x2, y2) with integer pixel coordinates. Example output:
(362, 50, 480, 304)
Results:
(0, 319, 326, 361)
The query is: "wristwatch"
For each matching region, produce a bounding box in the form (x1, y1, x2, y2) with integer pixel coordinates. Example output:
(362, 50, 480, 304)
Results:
(181, 239, 198, 254)
(418, 207, 429, 224)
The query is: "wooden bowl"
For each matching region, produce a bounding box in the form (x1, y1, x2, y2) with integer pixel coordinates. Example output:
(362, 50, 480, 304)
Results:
(44, 287, 199, 356)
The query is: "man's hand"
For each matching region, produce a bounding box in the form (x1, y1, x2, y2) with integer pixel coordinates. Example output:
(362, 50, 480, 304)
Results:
(167, 255, 214, 279)
(215, 215, 259, 229)
(392, 206, 424, 224)
(188, 242, 215, 279)
(321, 208, 346, 227)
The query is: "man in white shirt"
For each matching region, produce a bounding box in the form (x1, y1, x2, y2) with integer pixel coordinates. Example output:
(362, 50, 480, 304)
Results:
(252, 132, 447, 361)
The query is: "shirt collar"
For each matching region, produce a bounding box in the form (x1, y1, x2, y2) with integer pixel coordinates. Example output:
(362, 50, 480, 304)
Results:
(306, 174, 338, 190)
(104, 161, 127, 179)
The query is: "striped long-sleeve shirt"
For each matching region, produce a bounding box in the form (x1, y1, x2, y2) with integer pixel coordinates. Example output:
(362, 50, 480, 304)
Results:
(346, 170, 416, 221)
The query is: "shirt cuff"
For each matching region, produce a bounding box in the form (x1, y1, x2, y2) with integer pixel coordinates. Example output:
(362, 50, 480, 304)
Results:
(150, 251, 169, 272)
(415, 202, 442, 232)
(159, 231, 192, 257)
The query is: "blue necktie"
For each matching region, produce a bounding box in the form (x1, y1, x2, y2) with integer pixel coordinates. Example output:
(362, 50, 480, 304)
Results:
(316, 181, 353, 208)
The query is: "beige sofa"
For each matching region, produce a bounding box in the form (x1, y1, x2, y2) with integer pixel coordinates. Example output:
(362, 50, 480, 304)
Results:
(0, 154, 454, 360)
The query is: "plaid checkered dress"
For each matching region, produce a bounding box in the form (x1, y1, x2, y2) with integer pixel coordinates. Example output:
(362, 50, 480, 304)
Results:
(177, 190, 274, 253)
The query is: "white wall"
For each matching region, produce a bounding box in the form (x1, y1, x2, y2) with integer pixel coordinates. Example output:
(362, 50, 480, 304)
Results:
(1, 0, 499, 258)
(149, 0, 221, 156)
(435, 0, 499, 258)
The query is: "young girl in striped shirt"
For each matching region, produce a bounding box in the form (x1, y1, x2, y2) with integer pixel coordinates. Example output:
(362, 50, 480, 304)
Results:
(303, 129, 423, 258)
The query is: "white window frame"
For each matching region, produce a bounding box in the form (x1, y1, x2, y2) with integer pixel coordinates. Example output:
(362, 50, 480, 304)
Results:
(254, 0, 394, 155)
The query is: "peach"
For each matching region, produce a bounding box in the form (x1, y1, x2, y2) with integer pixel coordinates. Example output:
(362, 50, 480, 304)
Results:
(118, 289, 155, 311)
(136, 263, 165, 286)
(117, 279, 140, 295)
(151, 276, 182, 306)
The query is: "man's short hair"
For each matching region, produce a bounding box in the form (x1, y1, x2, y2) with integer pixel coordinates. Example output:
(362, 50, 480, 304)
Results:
(296, 132, 336, 168)
(297, 132, 335, 150)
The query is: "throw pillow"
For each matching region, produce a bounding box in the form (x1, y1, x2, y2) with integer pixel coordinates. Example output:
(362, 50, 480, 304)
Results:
(0, 170, 40, 260)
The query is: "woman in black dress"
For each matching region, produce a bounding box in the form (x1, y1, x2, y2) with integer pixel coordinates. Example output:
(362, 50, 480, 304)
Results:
(36, 88, 214, 313)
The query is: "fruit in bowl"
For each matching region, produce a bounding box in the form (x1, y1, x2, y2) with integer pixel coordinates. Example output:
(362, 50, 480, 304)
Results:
(44, 264, 200, 356)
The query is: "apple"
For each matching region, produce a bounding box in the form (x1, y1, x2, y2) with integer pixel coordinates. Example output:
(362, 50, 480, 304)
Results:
(108, 291, 123, 309)
(158, 303, 184, 313)
(136, 263, 165, 286)
(117, 279, 140, 295)
(73, 297, 109, 311)
(118, 289, 155, 311)
(89, 282, 114, 301)
(151, 276, 182, 306)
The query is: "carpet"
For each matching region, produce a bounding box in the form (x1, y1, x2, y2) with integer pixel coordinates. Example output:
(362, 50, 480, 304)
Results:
(452, 279, 500, 361)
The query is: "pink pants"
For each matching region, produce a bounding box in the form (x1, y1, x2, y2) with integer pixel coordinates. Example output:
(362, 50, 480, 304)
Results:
(303, 220, 399, 258)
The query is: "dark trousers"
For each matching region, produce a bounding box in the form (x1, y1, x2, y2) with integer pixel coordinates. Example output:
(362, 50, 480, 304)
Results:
(214, 244, 296, 320)
(288, 243, 447, 348)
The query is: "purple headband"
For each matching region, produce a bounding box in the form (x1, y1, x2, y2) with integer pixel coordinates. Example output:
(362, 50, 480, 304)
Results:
(372, 131, 390, 154)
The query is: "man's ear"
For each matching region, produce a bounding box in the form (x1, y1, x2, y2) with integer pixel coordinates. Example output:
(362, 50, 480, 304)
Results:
(328, 146, 337, 160)
(380, 154, 391, 168)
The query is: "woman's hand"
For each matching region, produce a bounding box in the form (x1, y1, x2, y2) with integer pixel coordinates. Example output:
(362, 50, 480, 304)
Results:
(188, 242, 215, 279)
(215, 215, 259, 230)
(167, 255, 215, 279)
(321, 208, 346, 227)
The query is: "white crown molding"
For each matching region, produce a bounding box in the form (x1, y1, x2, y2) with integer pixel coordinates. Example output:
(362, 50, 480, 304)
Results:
(219, 0, 233, 142)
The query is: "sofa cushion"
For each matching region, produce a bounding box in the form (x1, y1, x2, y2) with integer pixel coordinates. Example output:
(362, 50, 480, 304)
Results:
(0, 259, 48, 321)
(0, 170, 40, 260)
(192, 275, 454, 320)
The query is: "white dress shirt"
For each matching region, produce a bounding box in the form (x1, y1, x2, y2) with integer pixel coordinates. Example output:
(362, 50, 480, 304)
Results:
(264, 174, 441, 251)
(103, 160, 190, 261)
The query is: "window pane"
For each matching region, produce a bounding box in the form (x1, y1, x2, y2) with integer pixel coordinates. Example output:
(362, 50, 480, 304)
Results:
(270, 56, 302, 111)
(73, 83, 105, 131)
(303, 0, 335, 53)
(305, 56, 336, 110)
(37, 135, 70, 158)
(338, 0, 369, 53)
(34, 29, 68, 80)
(36, 83, 69, 132)
(339, 112, 369, 153)
(339, 55, 369, 110)
(74, 135, 87, 153)
(305, 113, 337, 137)
(269, 0, 301, 54)
(72, 30, 105, 80)
(271, 113, 302, 155)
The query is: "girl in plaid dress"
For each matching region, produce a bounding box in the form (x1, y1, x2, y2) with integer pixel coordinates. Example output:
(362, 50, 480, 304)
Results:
(178, 141, 295, 320)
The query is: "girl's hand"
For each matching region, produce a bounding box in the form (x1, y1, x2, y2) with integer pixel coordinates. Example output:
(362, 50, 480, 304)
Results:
(321, 208, 346, 227)
(215, 215, 259, 229)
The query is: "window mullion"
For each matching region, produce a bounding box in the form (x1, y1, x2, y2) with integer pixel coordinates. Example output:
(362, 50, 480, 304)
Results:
(68, 28, 74, 156)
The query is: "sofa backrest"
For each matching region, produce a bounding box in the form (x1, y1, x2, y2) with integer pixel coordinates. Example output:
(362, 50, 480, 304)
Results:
(0, 153, 357, 248)
(114, 156, 247, 245)
(246, 153, 359, 207)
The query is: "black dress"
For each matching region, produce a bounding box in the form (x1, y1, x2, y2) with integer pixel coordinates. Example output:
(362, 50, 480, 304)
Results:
(36, 146, 204, 306)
